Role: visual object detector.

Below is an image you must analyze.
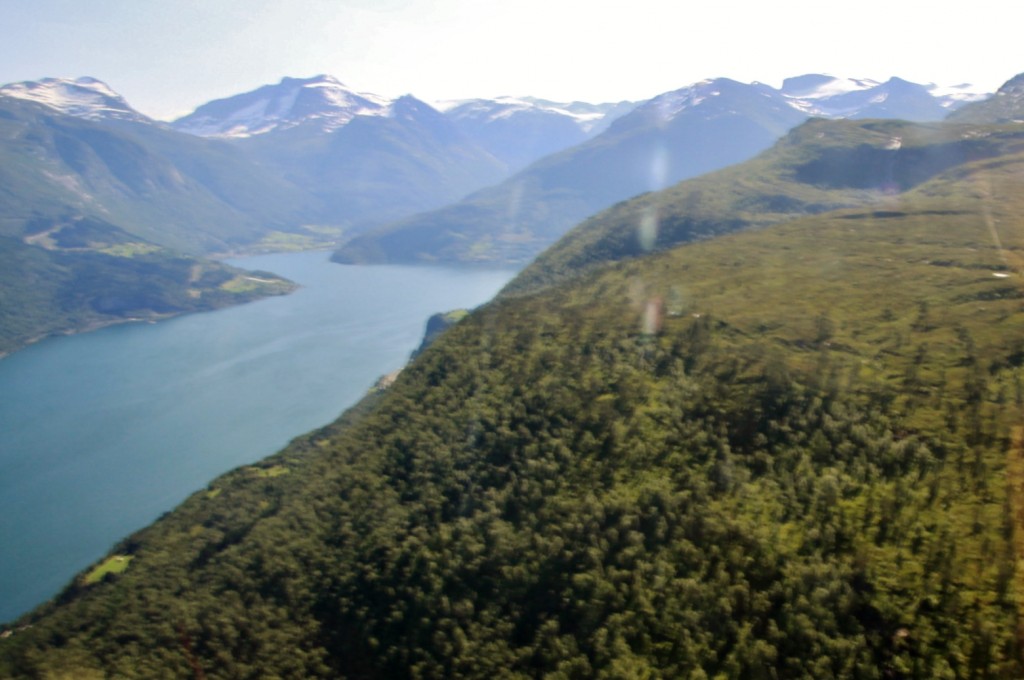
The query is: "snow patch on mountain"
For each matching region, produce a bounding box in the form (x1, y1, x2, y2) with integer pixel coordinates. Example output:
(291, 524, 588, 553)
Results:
(784, 76, 881, 100)
(926, 83, 990, 108)
(171, 75, 391, 138)
(0, 77, 149, 122)
(440, 96, 631, 134)
(645, 80, 720, 121)
(778, 74, 989, 118)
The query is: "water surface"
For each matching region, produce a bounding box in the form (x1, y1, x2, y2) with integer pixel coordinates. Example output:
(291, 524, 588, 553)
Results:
(0, 252, 516, 622)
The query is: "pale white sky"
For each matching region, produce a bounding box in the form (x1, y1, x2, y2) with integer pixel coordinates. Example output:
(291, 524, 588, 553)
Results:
(1, 0, 1020, 120)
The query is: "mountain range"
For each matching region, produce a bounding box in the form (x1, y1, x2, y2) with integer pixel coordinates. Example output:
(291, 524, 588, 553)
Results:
(0, 72, 994, 357)
(0, 75, 617, 354)
(3, 71, 1024, 678)
(333, 75, 990, 266)
(437, 96, 637, 170)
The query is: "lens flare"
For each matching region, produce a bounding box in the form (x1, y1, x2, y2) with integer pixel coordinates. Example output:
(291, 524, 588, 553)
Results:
(638, 205, 659, 251)
(649, 144, 669, 191)
(642, 297, 663, 335)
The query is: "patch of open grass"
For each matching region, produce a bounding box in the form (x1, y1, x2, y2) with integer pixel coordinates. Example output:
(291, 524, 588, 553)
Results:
(219, 274, 293, 295)
(253, 226, 346, 252)
(98, 243, 162, 258)
(246, 465, 289, 478)
(83, 555, 133, 585)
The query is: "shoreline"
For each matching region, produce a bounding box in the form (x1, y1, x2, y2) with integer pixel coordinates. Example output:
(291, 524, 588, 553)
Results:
(0, 282, 298, 362)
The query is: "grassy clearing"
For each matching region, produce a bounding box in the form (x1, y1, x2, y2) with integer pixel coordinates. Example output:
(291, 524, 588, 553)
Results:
(245, 465, 289, 478)
(253, 226, 346, 252)
(219, 274, 294, 295)
(82, 556, 133, 585)
(96, 243, 162, 257)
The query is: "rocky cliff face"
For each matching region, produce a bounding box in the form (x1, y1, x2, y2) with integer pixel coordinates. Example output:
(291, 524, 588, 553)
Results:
(411, 309, 470, 358)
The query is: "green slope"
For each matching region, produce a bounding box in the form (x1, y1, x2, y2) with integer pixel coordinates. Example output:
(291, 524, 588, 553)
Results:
(6, 117, 1024, 677)
(0, 227, 295, 357)
(506, 118, 1024, 296)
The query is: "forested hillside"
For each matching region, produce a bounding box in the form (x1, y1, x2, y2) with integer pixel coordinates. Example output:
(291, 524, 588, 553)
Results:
(5, 114, 1024, 677)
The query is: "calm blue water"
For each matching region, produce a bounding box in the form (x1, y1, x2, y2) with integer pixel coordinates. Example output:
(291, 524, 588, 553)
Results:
(0, 252, 516, 623)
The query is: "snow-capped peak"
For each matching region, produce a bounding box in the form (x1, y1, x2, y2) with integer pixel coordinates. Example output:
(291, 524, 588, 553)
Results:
(631, 78, 781, 126)
(0, 76, 149, 122)
(171, 75, 392, 138)
(649, 79, 722, 120)
(438, 96, 634, 135)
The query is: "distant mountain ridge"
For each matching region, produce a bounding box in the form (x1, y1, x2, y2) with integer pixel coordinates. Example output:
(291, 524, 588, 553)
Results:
(437, 96, 638, 170)
(218, 90, 511, 230)
(171, 75, 391, 137)
(168, 77, 638, 177)
(332, 73, 992, 267)
(170, 78, 635, 147)
(779, 74, 986, 119)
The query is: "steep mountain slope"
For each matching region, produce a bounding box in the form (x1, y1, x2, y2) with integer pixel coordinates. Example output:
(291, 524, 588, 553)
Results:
(5, 113, 1024, 677)
(333, 75, 989, 267)
(333, 78, 807, 266)
(440, 96, 637, 170)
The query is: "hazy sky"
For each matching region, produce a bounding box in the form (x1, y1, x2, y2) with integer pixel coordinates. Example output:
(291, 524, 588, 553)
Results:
(1, 0, 1021, 120)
